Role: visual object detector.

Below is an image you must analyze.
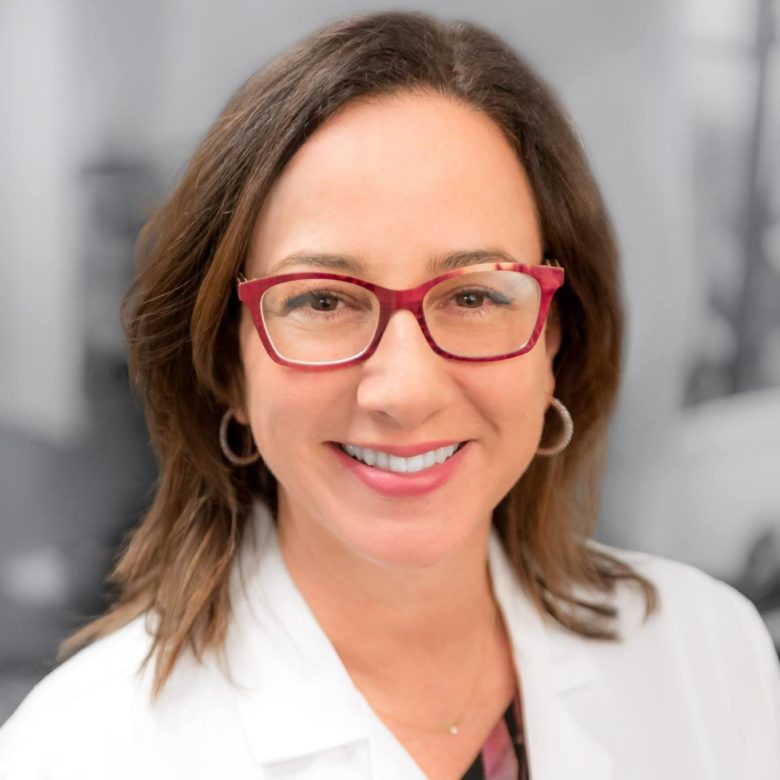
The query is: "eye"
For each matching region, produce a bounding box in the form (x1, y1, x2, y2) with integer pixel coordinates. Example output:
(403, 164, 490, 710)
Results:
(285, 290, 341, 312)
(308, 292, 339, 311)
(456, 290, 485, 308)
(453, 288, 511, 308)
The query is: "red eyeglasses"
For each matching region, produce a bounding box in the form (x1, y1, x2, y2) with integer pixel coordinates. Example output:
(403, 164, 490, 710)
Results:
(237, 259, 564, 369)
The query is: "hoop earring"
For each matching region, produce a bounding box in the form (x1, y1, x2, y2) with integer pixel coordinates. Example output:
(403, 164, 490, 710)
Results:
(536, 397, 574, 457)
(219, 410, 261, 466)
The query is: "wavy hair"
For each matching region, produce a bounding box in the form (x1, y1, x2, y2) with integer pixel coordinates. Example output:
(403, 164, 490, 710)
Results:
(60, 10, 657, 698)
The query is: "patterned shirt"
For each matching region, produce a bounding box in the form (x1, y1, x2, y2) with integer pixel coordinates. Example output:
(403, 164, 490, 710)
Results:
(461, 692, 529, 779)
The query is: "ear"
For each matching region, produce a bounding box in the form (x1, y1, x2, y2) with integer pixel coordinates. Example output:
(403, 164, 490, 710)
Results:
(543, 315, 562, 395)
(228, 307, 256, 425)
(224, 373, 250, 425)
(544, 315, 562, 361)
(232, 404, 250, 425)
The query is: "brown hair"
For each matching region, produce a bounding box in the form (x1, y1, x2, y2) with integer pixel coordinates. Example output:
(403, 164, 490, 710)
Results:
(60, 9, 657, 697)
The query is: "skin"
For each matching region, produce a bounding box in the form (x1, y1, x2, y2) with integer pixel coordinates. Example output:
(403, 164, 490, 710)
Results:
(235, 91, 560, 775)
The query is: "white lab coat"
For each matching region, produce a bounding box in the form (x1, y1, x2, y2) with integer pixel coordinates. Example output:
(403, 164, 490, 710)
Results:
(1, 500, 778, 779)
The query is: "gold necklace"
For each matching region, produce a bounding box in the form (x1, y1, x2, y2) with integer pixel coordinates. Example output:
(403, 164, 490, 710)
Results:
(367, 605, 499, 736)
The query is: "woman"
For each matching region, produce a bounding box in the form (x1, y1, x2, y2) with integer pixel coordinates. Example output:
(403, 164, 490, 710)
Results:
(1, 10, 777, 779)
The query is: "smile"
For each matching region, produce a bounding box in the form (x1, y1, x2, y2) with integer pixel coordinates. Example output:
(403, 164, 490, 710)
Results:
(338, 442, 466, 473)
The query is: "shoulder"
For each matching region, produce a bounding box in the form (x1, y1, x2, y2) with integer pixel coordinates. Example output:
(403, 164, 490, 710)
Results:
(584, 539, 780, 718)
(0, 615, 156, 776)
(585, 537, 772, 643)
(586, 537, 766, 628)
(10, 615, 155, 712)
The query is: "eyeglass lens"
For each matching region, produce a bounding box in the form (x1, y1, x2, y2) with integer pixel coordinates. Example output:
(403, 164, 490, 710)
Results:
(259, 269, 541, 364)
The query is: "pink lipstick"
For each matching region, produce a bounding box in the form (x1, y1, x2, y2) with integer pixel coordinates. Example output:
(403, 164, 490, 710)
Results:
(328, 441, 470, 497)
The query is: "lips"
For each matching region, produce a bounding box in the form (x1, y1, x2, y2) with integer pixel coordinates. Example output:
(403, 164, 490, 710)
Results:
(328, 440, 471, 498)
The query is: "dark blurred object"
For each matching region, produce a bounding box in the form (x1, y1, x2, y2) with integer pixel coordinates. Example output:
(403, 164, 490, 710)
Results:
(736, 524, 780, 610)
(80, 156, 161, 358)
(733, 523, 780, 657)
(0, 154, 161, 723)
(685, 0, 780, 404)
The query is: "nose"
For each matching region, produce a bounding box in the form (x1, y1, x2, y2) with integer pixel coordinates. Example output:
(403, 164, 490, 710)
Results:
(355, 310, 458, 428)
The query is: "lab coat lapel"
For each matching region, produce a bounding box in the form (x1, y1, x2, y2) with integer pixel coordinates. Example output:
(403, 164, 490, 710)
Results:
(227, 504, 370, 766)
(488, 531, 614, 780)
(230, 502, 613, 778)
(518, 654, 614, 779)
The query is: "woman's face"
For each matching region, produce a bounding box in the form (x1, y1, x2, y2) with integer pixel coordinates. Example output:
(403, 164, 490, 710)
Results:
(238, 92, 559, 569)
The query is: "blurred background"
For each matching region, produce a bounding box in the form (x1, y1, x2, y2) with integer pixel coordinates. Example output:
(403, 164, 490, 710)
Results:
(1, 0, 778, 723)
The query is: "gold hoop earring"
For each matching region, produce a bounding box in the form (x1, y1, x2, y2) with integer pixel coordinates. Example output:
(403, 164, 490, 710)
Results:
(219, 410, 261, 466)
(536, 397, 573, 457)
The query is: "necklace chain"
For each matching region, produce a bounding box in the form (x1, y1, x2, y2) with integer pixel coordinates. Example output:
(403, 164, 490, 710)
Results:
(366, 605, 499, 736)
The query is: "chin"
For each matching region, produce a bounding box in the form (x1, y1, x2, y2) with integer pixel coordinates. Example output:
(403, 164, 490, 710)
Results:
(341, 518, 473, 570)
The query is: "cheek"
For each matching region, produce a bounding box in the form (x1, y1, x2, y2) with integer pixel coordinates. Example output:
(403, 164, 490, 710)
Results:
(239, 325, 290, 462)
(239, 317, 301, 417)
(465, 354, 551, 469)
(473, 351, 552, 424)
(239, 339, 351, 475)
(242, 363, 306, 457)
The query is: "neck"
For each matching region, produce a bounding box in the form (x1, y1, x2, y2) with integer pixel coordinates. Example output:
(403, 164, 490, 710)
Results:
(276, 499, 497, 677)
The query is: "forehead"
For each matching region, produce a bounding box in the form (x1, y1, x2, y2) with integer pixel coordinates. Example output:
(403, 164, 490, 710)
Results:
(248, 92, 542, 280)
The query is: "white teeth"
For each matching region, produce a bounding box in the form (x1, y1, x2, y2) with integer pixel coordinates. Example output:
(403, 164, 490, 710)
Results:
(405, 454, 426, 473)
(339, 442, 462, 473)
(388, 455, 407, 473)
(434, 446, 452, 464)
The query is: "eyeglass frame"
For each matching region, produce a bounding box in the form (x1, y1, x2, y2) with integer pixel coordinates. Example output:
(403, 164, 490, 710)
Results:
(236, 259, 564, 370)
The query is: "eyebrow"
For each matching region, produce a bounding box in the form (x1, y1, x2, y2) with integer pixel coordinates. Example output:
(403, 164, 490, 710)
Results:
(265, 248, 523, 276)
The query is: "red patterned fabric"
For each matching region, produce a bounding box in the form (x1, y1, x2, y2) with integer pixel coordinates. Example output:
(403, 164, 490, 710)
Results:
(461, 692, 529, 779)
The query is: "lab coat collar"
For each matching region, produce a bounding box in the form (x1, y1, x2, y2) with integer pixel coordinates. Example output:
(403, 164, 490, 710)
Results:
(226, 503, 370, 764)
(228, 501, 613, 778)
(487, 531, 613, 778)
